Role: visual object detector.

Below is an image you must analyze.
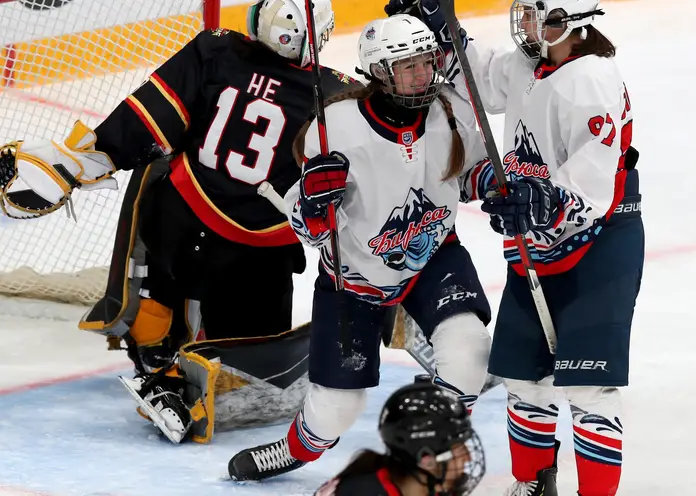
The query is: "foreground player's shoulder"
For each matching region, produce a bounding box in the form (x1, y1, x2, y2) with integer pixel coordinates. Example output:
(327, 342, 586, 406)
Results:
(315, 471, 395, 495)
(553, 55, 624, 105)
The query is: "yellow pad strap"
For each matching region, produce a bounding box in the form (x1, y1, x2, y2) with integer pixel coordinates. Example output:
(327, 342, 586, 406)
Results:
(129, 299, 173, 347)
(64, 120, 97, 150)
(179, 346, 221, 444)
(189, 400, 206, 423)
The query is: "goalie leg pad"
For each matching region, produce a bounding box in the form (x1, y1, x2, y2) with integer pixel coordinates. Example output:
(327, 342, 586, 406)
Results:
(129, 298, 173, 346)
(178, 323, 311, 443)
(79, 160, 169, 337)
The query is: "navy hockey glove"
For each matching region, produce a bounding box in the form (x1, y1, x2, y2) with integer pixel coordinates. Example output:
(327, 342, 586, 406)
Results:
(384, 0, 420, 17)
(481, 177, 562, 236)
(419, 0, 467, 53)
(384, 0, 467, 53)
(300, 151, 349, 218)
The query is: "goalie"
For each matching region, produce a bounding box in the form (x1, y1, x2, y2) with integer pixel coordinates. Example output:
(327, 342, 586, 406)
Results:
(0, 0, 360, 444)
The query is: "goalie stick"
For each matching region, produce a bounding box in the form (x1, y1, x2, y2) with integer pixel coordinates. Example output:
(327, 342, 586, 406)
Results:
(257, 181, 502, 394)
(438, 0, 557, 353)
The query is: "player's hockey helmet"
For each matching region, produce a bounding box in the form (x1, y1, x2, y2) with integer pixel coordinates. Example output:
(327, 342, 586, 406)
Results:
(379, 382, 485, 495)
(358, 15, 446, 108)
(511, 0, 604, 61)
(247, 0, 335, 67)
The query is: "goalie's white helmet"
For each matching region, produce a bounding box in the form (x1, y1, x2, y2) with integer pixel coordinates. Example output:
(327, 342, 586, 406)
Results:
(247, 0, 335, 67)
(358, 15, 446, 108)
(511, 0, 603, 61)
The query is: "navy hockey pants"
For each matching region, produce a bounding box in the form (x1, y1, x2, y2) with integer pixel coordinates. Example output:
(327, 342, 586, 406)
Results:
(488, 197, 644, 387)
(308, 239, 491, 390)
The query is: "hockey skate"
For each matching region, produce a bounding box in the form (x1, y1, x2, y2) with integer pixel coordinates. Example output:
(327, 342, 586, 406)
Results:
(228, 437, 306, 481)
(119, 370, 192, 444)
(503, 441, 560, 496)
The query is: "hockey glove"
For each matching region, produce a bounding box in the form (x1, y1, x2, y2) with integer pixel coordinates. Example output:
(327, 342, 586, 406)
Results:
(299, 151, 349, 218)
(481, 177, 562, 236)
(384, 0, 468, 53)
(0, 120, 117, 219)
(384, 0, 420, 16)
(419, 0, 468, 53)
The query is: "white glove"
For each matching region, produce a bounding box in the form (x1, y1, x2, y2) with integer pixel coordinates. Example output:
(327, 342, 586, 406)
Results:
(0, 120, 118, 219)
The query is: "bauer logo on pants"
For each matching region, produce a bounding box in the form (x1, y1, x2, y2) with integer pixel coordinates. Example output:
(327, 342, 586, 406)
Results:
(555, 360, 608, 371)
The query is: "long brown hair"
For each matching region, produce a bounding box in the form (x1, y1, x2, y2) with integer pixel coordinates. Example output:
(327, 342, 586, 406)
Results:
(570, 24, 616, 58)
(291, 82, 466, 181)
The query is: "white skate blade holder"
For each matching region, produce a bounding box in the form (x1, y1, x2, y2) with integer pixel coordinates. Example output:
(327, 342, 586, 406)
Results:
(119, 375, 188, 444)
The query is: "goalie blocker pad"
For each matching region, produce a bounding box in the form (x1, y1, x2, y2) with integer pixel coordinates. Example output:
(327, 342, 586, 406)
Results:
(78, 159, 170, 342)
(178, 323, 310, 443)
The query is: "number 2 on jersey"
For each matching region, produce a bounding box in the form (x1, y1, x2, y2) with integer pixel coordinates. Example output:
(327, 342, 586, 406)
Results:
(199, 87, 286, 184)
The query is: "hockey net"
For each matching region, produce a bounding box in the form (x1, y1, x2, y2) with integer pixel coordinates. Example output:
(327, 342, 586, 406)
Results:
(0, 0, 219, 305)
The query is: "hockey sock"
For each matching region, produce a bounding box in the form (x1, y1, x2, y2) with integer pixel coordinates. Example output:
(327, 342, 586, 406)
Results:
(505, 378, 559, 481)
(286, 384, 366, 462)
(565, 386, 623, 496)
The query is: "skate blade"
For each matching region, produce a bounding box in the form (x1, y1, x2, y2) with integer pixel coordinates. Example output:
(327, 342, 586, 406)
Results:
(118, 376, 184, 444)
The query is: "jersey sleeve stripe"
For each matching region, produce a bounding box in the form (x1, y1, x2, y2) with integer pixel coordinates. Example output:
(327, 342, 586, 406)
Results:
(150, 73, 191, 128)
(125, 95, 172, 154)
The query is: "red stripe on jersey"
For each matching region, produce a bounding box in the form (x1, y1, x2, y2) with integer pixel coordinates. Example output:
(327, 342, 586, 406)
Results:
(511, 243, 592, 277)
(376, 468, 402, 496)
(169, 154, 299, 247)
(125, 96, 170, 152)
(151, 73, 190, 125)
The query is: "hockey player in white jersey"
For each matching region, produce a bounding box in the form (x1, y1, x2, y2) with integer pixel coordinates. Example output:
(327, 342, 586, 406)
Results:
(227, 14, 493, 482)
(387, 1, 644, 495)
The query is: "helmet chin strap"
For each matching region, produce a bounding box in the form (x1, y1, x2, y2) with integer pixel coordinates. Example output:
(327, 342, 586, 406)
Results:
(539, 24, 573, 58)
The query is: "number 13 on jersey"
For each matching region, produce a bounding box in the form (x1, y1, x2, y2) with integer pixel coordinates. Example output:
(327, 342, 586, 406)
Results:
(199, 86, 286, 184)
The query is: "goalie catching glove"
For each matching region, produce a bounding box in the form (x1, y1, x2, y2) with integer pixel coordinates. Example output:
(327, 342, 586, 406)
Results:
(0, 120, 117, 219)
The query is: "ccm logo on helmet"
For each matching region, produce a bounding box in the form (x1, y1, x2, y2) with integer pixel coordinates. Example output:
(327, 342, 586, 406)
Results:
(412, 36, 432, 44)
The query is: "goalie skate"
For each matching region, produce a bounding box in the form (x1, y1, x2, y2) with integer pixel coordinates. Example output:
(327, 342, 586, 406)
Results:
(119, 374, 192, 444)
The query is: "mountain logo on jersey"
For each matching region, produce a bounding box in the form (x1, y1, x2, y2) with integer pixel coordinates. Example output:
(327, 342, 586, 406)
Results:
(504, 120, 550, 179)
(368, 188, 451, 272)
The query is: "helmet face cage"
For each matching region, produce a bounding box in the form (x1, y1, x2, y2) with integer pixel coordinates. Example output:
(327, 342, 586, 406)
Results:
(510, 1, 549, 61)
(375, 46, 446, 109)
(440, 431, 486, 496)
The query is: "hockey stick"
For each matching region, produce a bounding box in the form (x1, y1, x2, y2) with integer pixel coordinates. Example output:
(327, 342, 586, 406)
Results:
(438, 0, 557, 354)
(258, 181, 501, 394)
(303, 0, 351, 359)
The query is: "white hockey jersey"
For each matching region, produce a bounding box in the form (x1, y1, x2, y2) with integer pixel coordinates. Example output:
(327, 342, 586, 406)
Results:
(285, 66, 487, 305)
(460, 44, 634, 276)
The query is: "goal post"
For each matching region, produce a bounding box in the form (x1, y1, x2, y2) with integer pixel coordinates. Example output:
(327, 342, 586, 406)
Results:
(0, 0, 220, 305)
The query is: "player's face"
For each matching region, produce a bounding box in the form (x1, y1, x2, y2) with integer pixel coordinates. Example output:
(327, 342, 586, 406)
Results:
(419, 443, 472, 493)
(519, 6, 541, 42)
(442, 443, 471, 490)
(519, 5, 565, 44)
(391, 54, 434, 96)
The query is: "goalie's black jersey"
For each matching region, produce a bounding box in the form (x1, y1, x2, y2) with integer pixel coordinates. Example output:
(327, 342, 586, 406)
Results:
(95, 28, 360, 247)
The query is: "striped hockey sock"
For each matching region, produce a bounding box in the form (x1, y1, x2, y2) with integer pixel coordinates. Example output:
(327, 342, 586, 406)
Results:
(286, 408, 338, 462)
(572, 411, 622, 495)
(507, 402, 559, 481)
